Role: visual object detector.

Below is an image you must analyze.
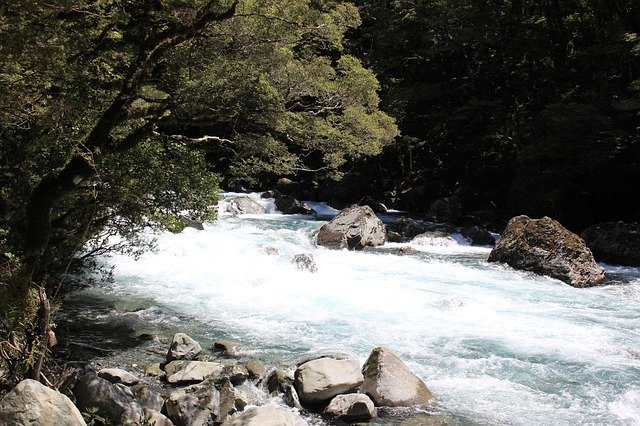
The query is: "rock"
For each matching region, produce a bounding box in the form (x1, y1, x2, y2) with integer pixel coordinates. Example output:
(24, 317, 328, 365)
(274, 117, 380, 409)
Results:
(73, 370, 144, 424)
(145, 363, 165, 377)
(165, 361, 224, 384)
(0, 379, 86, 426)
(488, 215, 605, 287)
(222, 405, 309, 426)
(214, 340, 242, 357)
(266, 369, 292, 394)
(461, 226, 495, 246)
(245, 361, 267, 381)
(581, 222, 640, 266)
(390, 217, 428, 241)
(263, 246, 279, 255)
(132, 384, 165, 412)
(261, 189, 281, 199)
(282, 383, 303, 409)
(389, 246, 419, 256)
(275, 195, 316, 214)
(428, 196, 463, 224)
(181, 216, 205, 230)
(275, 178, 303, 197)
(98, 368, 140, 385)
(324, 393, 377, 421)
(358, 196, 388, 213)
(292, 253, 318, 272)
(227, 196, 266, 215)
(218, 379, 248, 423)
(143, 409, 173, 426)
(294, 357, 364, 404)
(361, 347, 435, 408)
(167, 332, 202, 362)
(165, 379, 220, 426)
(316, 206, 386, 250)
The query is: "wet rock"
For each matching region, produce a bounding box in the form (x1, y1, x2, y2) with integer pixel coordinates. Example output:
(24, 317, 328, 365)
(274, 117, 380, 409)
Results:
(222, 405, 309, 426)
(275, 195, 316, 214)
(132, 384, 165, 412)
(266, 369, 292, 394)
(165, 361, 224, 384)
(213, 340, 242, 357)
(0, 379, 86, 426)
(143, 409, 173, 426)
(488, 215, 605, 287)
(167, 332, 202, 362)
(261, 189, 281, 199)
(361, 347, 435, 408)
(227, 196, 266, 215)
(98, 368, 139, 385)
(428, 196, 463, 224)
(73, 370, 144, 424)
(292, 253, 318, 272)
(324, 393, 377, 421)
(282, 382, 303, 409)
(166, 379, 220, 425)
(461, 226, 495, 246)
(294, 357, 364, 404)
(181, 216, 205, 231)
(263, 246, 279, 255)
(317, 206, 385, 250)
(218, 379, 248, 423)
(245, 361, 267, 382)
(358, 196, 388, 213)
(389, 246, 419, 256)
(390, 217, 428, 241)
(581, 222, 640, 266)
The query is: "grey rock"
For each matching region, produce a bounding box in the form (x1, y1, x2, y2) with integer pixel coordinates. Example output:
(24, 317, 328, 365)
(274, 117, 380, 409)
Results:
(222, 405, 309, 426)
(145, 363, 165, 378)
(324, 393, 377, 421)
(0, 379, 86, 426)
(361, 347, 435, 408)
(73, 370, 144, 424)
(218, 379, 248, 423)
(282, 383, 302, 409)
(165, 379, 220, 426)
(143, 409, 173, 426)
(132, 384, 165, 412)
(165, 361, 224, 384)
(227, 196, 266, 215)
(275, 195, 316, 214)
(98, 368, 140, 385)
(390, 217, 428, 241)
(213, 340, 242, 357)
(266, 369, 292, 394)
(316, 206, 385, 250)
(292, 253, 317, 272)
(581, 222, 640, 266)
(488, 215, 605, 287)
(294, 357, 363, 404)
(167, 333, 202, 362)
(461, 226, 495, 246)
(245, 361, 267, 382)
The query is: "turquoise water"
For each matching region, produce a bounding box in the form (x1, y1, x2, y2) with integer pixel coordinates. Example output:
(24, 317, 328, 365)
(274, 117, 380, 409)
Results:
(78, 194, 640, 425)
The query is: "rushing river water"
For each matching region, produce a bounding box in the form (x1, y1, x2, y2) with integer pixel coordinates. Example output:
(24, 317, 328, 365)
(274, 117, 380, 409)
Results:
(62, 193, 640, 425)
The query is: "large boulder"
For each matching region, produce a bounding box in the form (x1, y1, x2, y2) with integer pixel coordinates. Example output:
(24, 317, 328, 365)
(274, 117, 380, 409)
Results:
(316, 206, 385, 250)
(0, 379, 86, 426)
(360, 347, 435, 408)
(488, 216, 605, 287)
(222, 405, 309, 426)
(294, 357, 364, 404)
(226, 196, 266, 215)
(73, 370, 144, 424)
(389, 217, 429, 242)
(580, 222, 640, 266)
(167, 332, 202, 362)
(165, 379, 220, 426)
(218, 379, 248, 423)
(461, 226, 495, 246)
(324, 393, 377, 421)
(131, 384, 165, 412)
(165, 361, 225, 384)
(275, 195, 316, 215)
(98, 368, 139, 386)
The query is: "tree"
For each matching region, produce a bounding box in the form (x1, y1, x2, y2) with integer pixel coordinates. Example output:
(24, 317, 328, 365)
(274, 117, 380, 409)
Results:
(0, 0, 397, 384)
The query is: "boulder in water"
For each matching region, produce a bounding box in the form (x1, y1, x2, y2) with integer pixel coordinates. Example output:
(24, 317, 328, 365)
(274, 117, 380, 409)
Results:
(275, 195, 316, 214)
(428, 196, 463, 224)
(294, 357, 364, 404)
(98, 368, 139, 386)
(0, 379, 86, 426)
(360, 347, 435, 408)
(165, 361, 225, 384)
(461, 225, 495, 246)
(324, 393, 377, 421)
(389, 217, 428, 241)
(73, 370, 144, 423)
(488, 215, 605, 287)
(292, 253, 318, 272)
(222, 405, 309, 426)
(218, 379, 248, 423)
(580, 222, 640, 266)
(316, 206, 385, 250)
(227, 196, 266, 215)
(166, 379, 221, 425)
(167, 332, 202, 362)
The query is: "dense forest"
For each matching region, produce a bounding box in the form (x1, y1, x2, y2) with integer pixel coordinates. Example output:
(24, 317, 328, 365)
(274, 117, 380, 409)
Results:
(1, 0, 639, 385)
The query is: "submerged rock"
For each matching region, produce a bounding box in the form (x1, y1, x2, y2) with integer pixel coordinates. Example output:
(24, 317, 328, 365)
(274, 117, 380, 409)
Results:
(361, 347, 435, 408)
(580, 222, 640, 266)
(488, 215, 605, 287)
(292, 253, 318, 272)
(213, 340, 243, 357)
(294, 357, 364, 404)
(461, 225, 495, 246)
(316, 206, 385, 250)
(222, 405, 309, 426)
(0, 379, 86, 426)
(324, 393, 377, 421)
(167, 332, 202, 362)
(227, 196, 266, 215)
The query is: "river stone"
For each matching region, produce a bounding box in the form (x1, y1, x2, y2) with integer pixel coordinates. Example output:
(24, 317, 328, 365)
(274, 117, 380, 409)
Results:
(222, 405, 309, 426)
(245, 361, 267, 381)
(292, 253, 318, 272)
(361, 347, 435, 407)
(144, 363, 165, 378)
(167, 332, 202, 362)
(218, 379, 248, 423)
(0, 379, 86, 426)
(390, 217, 429, 241)
(132, 384, 165, 412)
(165, 379, 220, 426)
(267, 368, 293, 394)
(73, 370, 144, 424)
(294, 357, 364, 404)
(143, 409, 173, 426)
(165, 360, 225, 384)
(98, 368, 139, 385)
(316, 205, 385, 250)
(213, 340, 242, 357)
(227, 196, 266, 215)
(488, 215, 605, 287)
(275, 195, 316, 214)
(324, 393, 377, 421)
(461, 225, 495, 246)
(580, 222, 640, 266)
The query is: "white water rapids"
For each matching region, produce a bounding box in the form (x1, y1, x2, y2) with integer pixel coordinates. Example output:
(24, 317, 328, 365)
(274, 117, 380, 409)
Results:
(72, 193, 640, 425)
